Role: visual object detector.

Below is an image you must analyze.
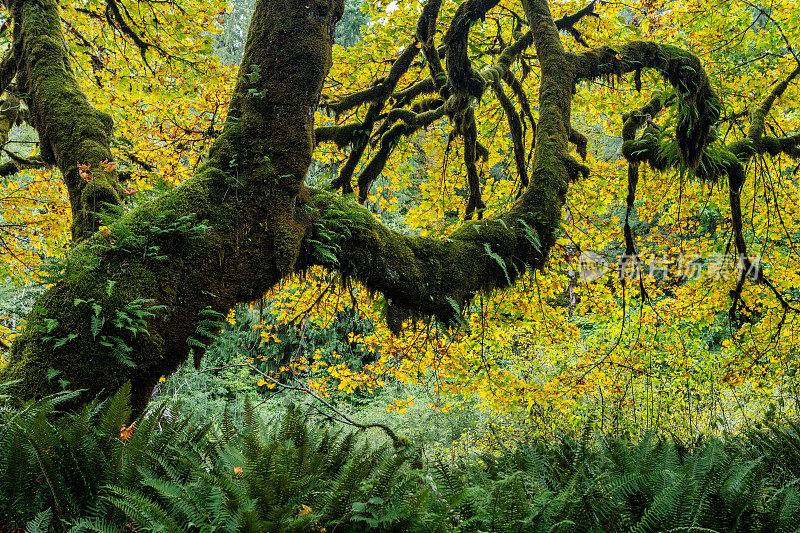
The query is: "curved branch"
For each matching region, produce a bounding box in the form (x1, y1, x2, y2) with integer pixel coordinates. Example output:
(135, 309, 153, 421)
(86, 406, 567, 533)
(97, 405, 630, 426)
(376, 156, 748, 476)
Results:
(416, 0, 447, 96)
(302, 189, 546, 333)
(619, 91, 669, 261)
(442, 0, 501, 98)
(575, 41, 720, 168)
(748, 64, 800, 153)
(355, 102, 447, 202)
(554, 0, 599, 47)
(314, 123, 363, 149)
(503, 70, 536, 137)
(329, 42, 420, 193)
(392, 76, 438, 107)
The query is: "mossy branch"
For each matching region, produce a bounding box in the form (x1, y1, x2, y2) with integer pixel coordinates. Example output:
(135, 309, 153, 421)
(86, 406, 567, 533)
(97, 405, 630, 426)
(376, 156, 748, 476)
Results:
(303, 189, 548, 333)
(462, 106, 486, 219)
(503, 70, 536, 138)
(575, 41, 720, 168)
(327, 0, 597, 214)
(103, 0, 152, 63)
(0, 150, 46, 177)
(555, 0, 599, 47)
(328, 43, 419, 193)
(314, 123, 363, 149)
(748, 64, 800, 153)
(324, 84, 386, 116)
(617, 81, 800, 327)
(491, 78, 529, 188)
(9, 0, 122, 240)
(619, 91, 670, 261)
(443, 0, 501, 98)
(324, 42, 419, 117)
(416, 0, 448, 97)
(569, 127, 588, 160)
(392, 76, 438, 107)
(355, 104, 447, 202)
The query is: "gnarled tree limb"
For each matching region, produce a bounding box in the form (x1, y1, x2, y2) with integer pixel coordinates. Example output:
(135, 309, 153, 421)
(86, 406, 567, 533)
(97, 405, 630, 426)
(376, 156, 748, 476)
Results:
(8, 0, 122, 240)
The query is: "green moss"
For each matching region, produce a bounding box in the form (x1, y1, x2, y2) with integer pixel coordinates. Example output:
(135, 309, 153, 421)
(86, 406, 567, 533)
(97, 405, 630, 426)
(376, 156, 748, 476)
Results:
(759, 136, 782, 156)
(314, 124, 361, 149)
(727, 138, 756, 161)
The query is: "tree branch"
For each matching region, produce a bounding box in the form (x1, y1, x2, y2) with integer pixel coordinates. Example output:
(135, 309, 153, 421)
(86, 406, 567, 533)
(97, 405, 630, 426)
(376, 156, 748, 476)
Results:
(575, 41, 720, 168)
(9, 0, 123, 240)
(442, 0, 501, 99)
(554, 0, 599, 47)
(748, 64, 800, 152)
(490, 75, 528, 188)
(329, 42, 419, 193)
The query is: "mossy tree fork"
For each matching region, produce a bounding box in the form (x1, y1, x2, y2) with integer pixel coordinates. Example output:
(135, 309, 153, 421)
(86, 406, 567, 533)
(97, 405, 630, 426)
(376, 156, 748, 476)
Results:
(1, 0, 798, 413)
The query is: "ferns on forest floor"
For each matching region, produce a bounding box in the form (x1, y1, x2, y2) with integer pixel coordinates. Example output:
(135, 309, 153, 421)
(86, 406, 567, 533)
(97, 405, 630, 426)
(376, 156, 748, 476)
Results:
(2, 380, 800, 532)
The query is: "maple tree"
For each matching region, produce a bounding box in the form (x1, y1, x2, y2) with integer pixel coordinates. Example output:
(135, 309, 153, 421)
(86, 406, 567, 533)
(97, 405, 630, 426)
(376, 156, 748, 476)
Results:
(0, 0, 798, 427)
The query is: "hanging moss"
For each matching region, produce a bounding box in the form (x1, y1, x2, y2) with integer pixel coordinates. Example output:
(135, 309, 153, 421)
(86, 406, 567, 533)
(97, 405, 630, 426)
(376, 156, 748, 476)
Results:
(315, 123, 362, 149)
(575, 41, 719, 169)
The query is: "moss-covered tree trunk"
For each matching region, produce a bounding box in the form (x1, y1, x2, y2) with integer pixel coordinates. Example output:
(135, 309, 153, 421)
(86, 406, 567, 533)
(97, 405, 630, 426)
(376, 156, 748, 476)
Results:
(1, 0, 346, 413)
(1, 0, 721, 413)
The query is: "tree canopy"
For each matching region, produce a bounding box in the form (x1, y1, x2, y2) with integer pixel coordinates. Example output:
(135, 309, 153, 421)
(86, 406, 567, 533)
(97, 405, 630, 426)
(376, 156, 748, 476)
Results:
(0, 0, 798, 428)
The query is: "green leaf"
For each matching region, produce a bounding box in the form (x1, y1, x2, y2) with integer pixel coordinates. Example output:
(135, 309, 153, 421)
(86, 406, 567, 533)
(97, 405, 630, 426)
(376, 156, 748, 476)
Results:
(91, 315, 105, 339)
(484, 243, 511, 285)
(53, 333, 78, 349)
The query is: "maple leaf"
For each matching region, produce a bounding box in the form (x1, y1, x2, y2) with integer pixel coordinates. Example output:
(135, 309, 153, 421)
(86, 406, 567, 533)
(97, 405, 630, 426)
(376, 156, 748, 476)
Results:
(120, 422, 136, 440)
(298, 504, 312, 517)
(77, 162, 93, 182)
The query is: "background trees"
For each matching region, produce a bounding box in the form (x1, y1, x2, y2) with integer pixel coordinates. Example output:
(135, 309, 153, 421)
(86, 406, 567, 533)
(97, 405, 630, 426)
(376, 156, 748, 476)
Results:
(0, 0, 797, 438)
